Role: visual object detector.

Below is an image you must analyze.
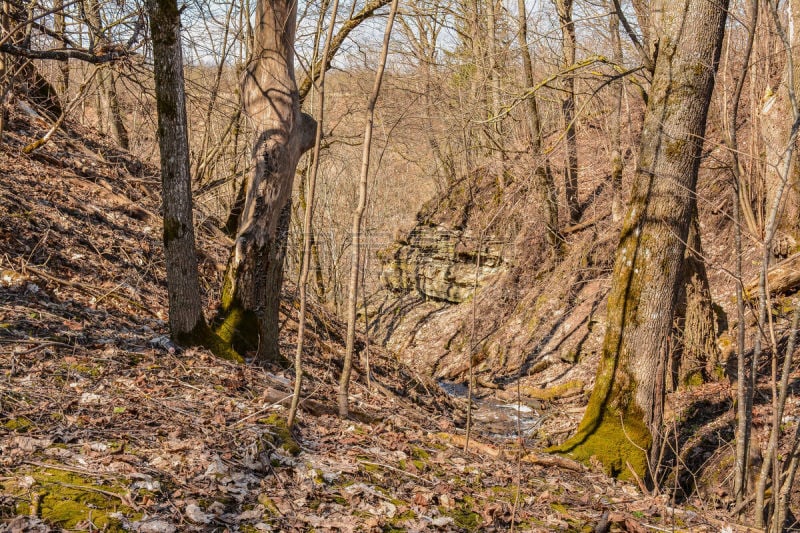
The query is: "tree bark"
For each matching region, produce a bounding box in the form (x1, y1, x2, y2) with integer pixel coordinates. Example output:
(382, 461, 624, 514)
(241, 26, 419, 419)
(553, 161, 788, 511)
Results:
(555, 0, 580, 224)
(517, 0, 559, 255)
(145, 0, 205, 339)
(216, 0, 315, 363)
(674, 211, 721, 385)
(551, 0, 729, 482)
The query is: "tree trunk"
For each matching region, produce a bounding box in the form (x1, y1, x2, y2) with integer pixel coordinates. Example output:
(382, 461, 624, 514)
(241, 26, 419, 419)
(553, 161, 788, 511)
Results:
(674, 211, 721, 386)
(517, 0, 559, 255)
(145, 0, 205, 339)
(216, 0, 315, 363)
(555, 0, 580, 224)
(102, 68, 129, 149)
(609, 3, 625, 223)
(761, 0, 800, 259)
(83, 0, 128, 149)
(54, 0, 69, 95)
(551, 0, 729, 481)
(338, 0, 399, 417)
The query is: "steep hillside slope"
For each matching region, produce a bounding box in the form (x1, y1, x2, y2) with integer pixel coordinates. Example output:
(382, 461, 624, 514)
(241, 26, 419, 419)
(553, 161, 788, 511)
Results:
(0, 105, 749, 532)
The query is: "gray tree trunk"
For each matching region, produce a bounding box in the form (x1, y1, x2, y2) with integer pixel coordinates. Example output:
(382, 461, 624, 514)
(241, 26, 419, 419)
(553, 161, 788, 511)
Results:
(552, 0, 729, 482)
(145, 0, 205, 339)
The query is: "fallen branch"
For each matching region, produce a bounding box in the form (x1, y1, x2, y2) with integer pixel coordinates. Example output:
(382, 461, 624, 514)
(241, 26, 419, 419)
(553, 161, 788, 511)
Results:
(744, 251, 800, 298)
(521, 451, 585, 471)
(562, 209, 611, 235)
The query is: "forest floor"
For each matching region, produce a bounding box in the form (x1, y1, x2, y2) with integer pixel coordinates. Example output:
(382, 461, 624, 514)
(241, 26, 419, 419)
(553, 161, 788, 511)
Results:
(0, 107, 776, 532)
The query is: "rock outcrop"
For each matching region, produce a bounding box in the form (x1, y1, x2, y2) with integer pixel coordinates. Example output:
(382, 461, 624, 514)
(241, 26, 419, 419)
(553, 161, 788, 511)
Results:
(368, 166, 617, 383)
(378, 224, 507, 304)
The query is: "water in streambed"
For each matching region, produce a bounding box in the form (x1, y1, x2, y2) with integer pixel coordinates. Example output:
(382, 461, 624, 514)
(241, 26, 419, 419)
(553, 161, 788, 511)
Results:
(438, 380, 544, 442)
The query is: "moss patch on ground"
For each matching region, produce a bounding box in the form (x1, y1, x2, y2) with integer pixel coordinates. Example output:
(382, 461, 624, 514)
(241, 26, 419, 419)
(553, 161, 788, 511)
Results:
(1, 466, 139, 531)
(257, 414, 301, 455)
(549, 410, 651, 481)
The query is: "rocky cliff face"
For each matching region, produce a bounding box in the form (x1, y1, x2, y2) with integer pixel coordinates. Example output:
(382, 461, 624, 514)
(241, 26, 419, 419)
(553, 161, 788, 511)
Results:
(378, 224, 507, 304)
(368, 166, 617, 383)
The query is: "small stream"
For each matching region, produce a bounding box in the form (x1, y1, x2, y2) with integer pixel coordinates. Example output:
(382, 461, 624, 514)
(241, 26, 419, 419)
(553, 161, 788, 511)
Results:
(438, 380, 544, 441)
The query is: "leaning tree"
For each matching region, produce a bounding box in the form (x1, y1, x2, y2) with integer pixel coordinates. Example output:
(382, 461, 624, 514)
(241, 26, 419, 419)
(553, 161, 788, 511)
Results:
(215, 0, 316, 363)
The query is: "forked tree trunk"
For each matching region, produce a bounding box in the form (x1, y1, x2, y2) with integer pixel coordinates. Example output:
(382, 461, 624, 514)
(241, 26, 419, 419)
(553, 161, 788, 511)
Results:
(552, 0, 729, 481)
(216, 0, 315, 363)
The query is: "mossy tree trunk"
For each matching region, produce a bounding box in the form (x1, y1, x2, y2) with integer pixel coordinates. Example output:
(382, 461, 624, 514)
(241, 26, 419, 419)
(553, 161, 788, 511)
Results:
(551, 0, 729, 481)
(145, 0, 207, 342)
(216, 0, 315, 363)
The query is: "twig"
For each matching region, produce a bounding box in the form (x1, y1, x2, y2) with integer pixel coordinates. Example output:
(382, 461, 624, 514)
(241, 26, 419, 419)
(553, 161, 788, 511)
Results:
(357, 460, 433, 485)
(3, 340, 76, 355)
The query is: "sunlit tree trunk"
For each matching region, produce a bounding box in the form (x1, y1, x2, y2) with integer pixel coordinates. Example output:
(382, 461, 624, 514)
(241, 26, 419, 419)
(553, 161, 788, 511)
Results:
(517, 0, 559, 254)
(552, 0, 729, 481)
(216, 0, 315, 363)
(554, 0, 580, 224)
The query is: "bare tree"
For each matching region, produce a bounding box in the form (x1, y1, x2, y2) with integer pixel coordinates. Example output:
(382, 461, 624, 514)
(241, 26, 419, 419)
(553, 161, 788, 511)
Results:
(554, 0, 580, 224)
(288, 0, 342, 429)
(338, 0, 399, 417)
(145, 0, 212, 347)
(517, 0, 559, 254)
